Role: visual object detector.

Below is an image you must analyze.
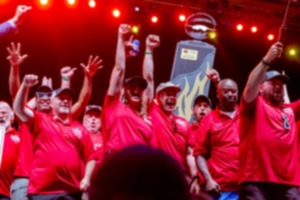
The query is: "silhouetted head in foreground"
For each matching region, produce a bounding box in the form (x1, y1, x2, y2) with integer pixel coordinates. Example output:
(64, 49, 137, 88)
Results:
(89, 145, 190, 200)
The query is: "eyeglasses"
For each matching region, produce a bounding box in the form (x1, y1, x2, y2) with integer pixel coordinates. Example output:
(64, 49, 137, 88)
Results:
(36, 92, 52, 99)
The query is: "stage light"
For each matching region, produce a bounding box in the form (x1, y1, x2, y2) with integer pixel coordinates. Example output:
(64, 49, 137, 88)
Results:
(151, 16, 158, 23)
(179, 14, 186, 22)
(132, 25, 139, 34)
(251, 26, 258, 33)
(112, 9, 121, 18)
(67, 0, 76, 5)
(288, 48, 297, 57)
(267, 34, 274, 41)
(208, 31, 217, 40)
(134, 6, 140, 12)
(89, 0, 96, 8)
(236, 24, 243, 31)
(40, 0, 48, 5)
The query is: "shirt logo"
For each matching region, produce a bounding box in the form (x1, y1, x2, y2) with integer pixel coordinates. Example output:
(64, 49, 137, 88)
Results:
(72, 128, 82, 139)
(10, 135, 20, 143)
(175, 118, 187, 128)
(94, 143, 102, 150)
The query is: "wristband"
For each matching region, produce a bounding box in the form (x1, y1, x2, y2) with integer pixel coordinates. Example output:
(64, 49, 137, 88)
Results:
(62, 77, 69, 81)
(261, 59, 271, 67)
(145, 51, 152, 55)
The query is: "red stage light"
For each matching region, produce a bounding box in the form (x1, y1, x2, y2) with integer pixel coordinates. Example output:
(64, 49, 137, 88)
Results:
(151, 16, 158, 23)
(89, 0, 96, 8)
(112, 9, 121, 18)
(267, 34, 274, 41)
(67, 0, 76, 5)
(251, 26, 258, 33)
(40, 0, 48, 5)
(179, 14, 186, 22)
(236, 24, 243, 31)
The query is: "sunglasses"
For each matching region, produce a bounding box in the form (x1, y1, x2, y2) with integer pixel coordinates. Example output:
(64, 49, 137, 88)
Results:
(36, 92, 52, 99)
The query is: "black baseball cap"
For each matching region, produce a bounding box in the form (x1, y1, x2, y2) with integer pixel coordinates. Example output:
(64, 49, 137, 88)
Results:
(263, 70, 289, 84)
(193, 95, 212, 108)
(36, 85, 52, 93)
(51, 88, 75, 100)
(124, 76, 148, 90)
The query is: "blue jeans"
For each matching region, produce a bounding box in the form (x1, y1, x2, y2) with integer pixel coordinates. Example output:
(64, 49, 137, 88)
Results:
(10, 178, 29, 200)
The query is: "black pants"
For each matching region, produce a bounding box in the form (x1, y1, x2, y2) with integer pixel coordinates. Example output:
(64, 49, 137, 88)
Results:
(0, 194, 10, 200)
(239, 182, 300, 200)
(29, 193, 82, 200)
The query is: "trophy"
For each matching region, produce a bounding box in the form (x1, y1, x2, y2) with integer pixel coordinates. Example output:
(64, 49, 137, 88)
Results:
(170, 12, 217, 121)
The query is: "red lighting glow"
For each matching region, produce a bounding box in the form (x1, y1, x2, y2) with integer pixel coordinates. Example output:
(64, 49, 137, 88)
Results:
(267, 34, 274, 41)
(236, 24, 243, 31)
(89, 0, 96, 8)
(112, 9, 121, 18)
(67, 0, 76, 5)
(40, 0, 48, 5)
(251, 26, 258, 33)
(151, 16, 158, 23)
(179, 14, 186, 22)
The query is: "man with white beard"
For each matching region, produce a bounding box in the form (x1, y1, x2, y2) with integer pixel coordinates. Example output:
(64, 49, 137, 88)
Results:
(0, 102, 20, 200)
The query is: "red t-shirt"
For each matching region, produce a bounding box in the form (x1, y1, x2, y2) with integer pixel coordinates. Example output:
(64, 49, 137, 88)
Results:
(27, 111, 96, 194)
(0, 128, 20, 197)
(13, 123, 34, 178)
(90, 132, 103, 165)
(101, 94, 152, 155)
(149, 101, 191, 172)
(239, 96, 300, 186)
(193, 106, 239, 191)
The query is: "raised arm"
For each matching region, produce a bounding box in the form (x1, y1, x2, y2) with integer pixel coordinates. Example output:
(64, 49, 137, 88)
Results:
(7, 42, 28, 100)
(0, 5, 31, 42)
(60, 66, 77, 89)
(107, 24, 132, 96)
(143, 34, 160, 106)
(71, 55, 103, 120)
(206, 69, 221, 88)
(243, 42, 283, 103)
(13, 74, 38, 122)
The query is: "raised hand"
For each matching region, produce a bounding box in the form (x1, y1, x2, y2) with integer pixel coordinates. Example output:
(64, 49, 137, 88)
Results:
(6, 42, 28, 66)
(80, 55, 103, 78)
(42, 76, 53, 89)
(23, 74, 38, 88)
(60, 66, 77, 79)
(10, 5, 32, 26)
(263, 42, 283, 64)
(206, 69, 220, 84)
(146, 34, 160, 50)
(118, 24, 132, 40)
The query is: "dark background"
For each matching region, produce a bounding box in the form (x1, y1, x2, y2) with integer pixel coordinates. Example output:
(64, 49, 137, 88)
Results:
(0, 0, 299, 109)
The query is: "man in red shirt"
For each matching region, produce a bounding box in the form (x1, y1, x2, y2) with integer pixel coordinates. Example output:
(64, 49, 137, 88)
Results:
(0, 102, 20, 200)
(148, 82, 195, 179)
(11, 85, 52, 200)
(13, 75, 96, 200)
(83, 105, 103, 165)
(194, 79, 240, 200)
(101, 24, 160, 156)
(239, 42, 300, 199)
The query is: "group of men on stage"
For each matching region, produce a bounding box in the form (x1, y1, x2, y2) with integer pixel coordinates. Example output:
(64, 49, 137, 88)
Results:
(1, 5, 300, 200)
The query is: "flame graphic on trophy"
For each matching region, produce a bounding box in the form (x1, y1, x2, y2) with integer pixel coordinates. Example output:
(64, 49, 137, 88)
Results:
(170, 12, 217, 121)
